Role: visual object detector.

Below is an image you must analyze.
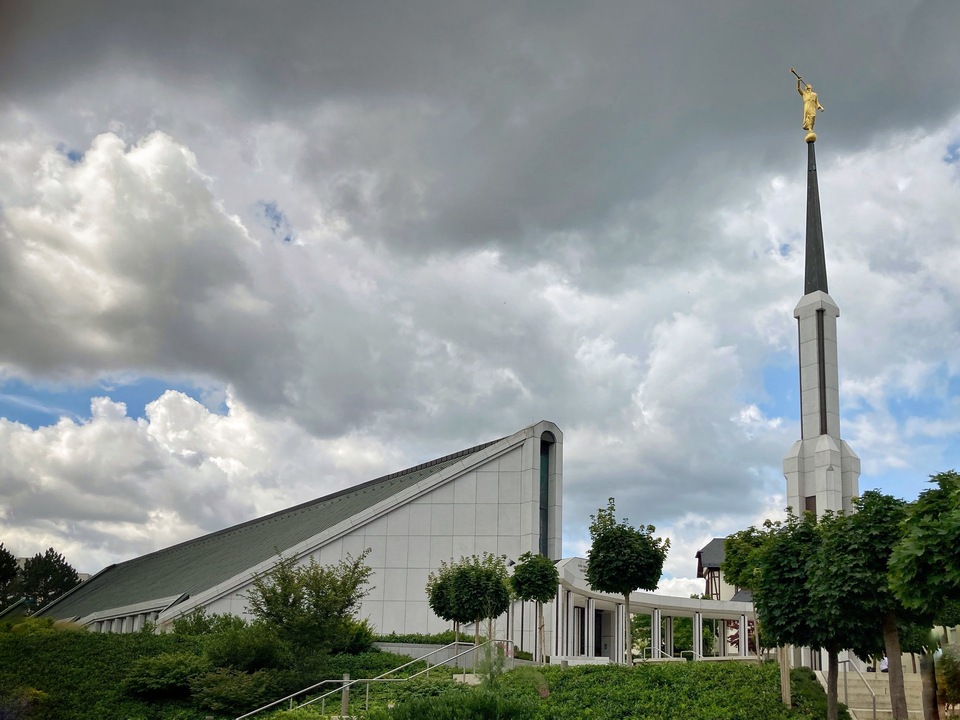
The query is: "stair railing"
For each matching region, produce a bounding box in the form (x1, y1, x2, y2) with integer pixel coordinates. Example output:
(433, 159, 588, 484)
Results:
(235, 639, 513, 720)
(838, 658, 876, 720)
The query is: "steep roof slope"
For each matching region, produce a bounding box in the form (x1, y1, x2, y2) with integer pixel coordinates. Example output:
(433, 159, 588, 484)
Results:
(40, 437, 502, 621)
(695, 537, 726, 578)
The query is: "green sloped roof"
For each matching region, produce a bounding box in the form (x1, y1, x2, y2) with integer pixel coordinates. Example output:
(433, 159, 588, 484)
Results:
(41, 437, 502, 621)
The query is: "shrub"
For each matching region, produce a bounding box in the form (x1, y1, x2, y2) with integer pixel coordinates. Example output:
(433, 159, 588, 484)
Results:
(939, 643, 960, 708)
(0, 686, 52, 720)
(2, 617, 57, 635)
(365, 688, 537, 719)
(374, 630, 482, 645)
(173, 608, 248, 636)
(203, 622, 293, 672)
(791, 666, 852, 720)
(330, 618, 375, 655)
(190, 668, 286, 715)
(121, 652, 211, 701)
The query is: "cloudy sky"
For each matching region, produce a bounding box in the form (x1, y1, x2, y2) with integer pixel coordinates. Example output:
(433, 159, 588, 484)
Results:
(2, 1, 959, 596)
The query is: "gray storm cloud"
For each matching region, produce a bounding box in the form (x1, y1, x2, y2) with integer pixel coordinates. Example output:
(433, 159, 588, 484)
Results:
(1, 1, 960, 580)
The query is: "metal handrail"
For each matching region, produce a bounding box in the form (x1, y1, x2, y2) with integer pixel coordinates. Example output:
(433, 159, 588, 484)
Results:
(235, 639, 472, 719)
(838, 659, 877, 720)
(297, 639, 514, 714)
(234, 639, 512, 720)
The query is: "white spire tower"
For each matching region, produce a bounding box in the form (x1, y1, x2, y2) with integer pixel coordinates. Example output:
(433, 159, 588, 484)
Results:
(783, 136, 860, 517)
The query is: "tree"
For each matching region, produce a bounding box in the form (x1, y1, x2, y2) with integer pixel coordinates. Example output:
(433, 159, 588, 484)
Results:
(510, 551, 559, 662)
(723, 526, 771, 663)
(20, 548, 80, 612)
(426, 559, 467, 643)
(808, 492, 911, 720)
(744, 497, 915, 720)
(426, 554, 511, 645)
(244, 550, 372, 661)
(0, 544, 18, 610)
(584, 498, 669, 664)
(722, 526, 768, 593)
(890, 471, 960, 613)
(890, 470, 960, 720)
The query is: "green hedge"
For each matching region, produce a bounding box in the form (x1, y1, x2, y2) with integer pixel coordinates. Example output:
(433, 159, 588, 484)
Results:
(368, 661, 845, 720)
(0, 626, 421, 720)
(0, 628, 207, 719)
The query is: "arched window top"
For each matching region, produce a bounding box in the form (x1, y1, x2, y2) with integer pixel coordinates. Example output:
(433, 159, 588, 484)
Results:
(541, 431, 556, 444)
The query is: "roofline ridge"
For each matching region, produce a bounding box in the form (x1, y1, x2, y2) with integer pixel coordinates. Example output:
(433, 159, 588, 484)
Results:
(79, 434, 510, 573)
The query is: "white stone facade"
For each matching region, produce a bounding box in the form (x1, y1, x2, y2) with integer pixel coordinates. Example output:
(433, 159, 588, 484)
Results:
(154, 421, 562, 655)
(784, 290, 860, 516)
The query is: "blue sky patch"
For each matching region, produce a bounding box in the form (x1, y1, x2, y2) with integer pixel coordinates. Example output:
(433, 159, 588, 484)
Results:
(0, 377, 220, 430)
(56, 142, 84, 164)
(258, 200, 294, 243)
(944, 141, 960, 165)
(757, 360, 798, 420)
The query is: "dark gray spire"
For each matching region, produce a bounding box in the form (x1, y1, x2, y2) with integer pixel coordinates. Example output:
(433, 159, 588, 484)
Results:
(804, 140, 828, 295)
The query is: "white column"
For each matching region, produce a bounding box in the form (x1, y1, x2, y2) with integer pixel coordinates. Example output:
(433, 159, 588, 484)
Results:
(664, 616, 674, 657)
(613, 603, 626, 665)
(739, 614, 748, 656)
(651, 609, 662, 659)
(555, 587, 564, 658)
(586, 598, 596, 657)
(693, 612, 703, 659)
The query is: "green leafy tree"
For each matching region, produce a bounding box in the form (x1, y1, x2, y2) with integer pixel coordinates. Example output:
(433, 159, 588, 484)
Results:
(890, 470, 960, 720)
(244, 550, 372, 663)
(427, 554, 511, 645)
(890, 471, 960, 613)
(584, 498, 670, 664)
(808, 493, 911, 720)
(426, 559, 464, 641)
(462, 554, 511, 644)
(722, 527, 768, 592)
(0, 544, 19, 610)
(723, 527, 772, 661)
(20, 548, 80, 612)
(751, 514, 824, 709)
(510, 551, 559, 662)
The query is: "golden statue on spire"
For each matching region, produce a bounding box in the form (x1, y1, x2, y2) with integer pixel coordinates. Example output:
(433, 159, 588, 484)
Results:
(791, 68, 824, 142)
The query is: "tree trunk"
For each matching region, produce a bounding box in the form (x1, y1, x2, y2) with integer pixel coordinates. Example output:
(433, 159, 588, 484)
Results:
(882, 609, 909, 719)
(474, 619, 480, 646)
(624, 593, 632, 665)
(537, 600, 547, 664)
(779, 646, 792, 707)
(827, 647, 839, 720)
(919, 651, 940, 720)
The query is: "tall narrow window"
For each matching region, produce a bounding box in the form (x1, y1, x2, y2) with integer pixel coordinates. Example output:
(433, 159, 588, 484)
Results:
(539, 432, 555, 556)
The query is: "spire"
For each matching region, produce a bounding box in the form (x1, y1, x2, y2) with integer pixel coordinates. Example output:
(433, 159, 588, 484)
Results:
(784, 134, 860, 518)
(804, 140, 829, 295)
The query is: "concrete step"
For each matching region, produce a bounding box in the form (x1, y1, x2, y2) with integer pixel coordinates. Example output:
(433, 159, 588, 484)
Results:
(817, 670, 925, 720)
(847, 707, 923, 720)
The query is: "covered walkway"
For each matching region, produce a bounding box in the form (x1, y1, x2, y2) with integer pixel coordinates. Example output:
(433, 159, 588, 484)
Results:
(550, 558, 757, 664)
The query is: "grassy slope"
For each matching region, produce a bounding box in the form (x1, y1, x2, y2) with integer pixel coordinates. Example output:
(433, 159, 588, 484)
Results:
(1, 630, 846, 720)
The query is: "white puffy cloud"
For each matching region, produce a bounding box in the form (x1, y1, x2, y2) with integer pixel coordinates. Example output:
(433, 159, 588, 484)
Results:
(0, 131, 296, 404)
(0, 390, 408, 572)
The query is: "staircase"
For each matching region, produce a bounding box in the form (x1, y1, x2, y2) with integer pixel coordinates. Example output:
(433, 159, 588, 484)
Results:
(817, 670, 925, 720)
